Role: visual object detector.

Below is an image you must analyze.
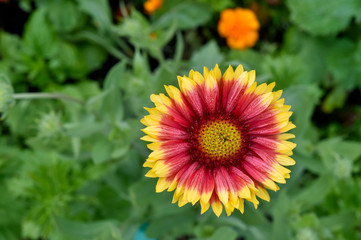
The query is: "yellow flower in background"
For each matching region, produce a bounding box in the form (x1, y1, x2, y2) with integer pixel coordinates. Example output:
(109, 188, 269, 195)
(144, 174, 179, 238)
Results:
(218, 8, 260, 50)
(144, 0, 163, 15)
(141, 65, 296, 217)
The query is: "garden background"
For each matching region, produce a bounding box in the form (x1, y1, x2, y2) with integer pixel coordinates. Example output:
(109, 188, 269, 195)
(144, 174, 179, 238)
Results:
(1, 0, 361, 239)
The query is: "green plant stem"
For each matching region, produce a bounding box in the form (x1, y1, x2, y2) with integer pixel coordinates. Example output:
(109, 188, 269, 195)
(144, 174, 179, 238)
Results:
(13, 93, 84, 105)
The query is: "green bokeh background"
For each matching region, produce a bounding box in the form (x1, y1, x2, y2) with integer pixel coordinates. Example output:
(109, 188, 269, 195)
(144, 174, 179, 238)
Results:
(1, 0, 361, 239)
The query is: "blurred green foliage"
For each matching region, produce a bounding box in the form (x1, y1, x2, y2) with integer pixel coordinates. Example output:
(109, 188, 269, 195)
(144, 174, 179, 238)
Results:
(1, 0, 361, 239)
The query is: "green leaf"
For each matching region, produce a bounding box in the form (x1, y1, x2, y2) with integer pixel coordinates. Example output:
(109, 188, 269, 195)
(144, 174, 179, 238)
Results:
(95, 184, 131, 221)
(148, 21, 177, 60)
(318, 137, 361, 162)
(295, 213, 319, 229)
(150, 62, 177, 94)
(117, 9, 150, 38)
(283, 28, 328, 84)
(117, 9, 176, 60)
(0, 185, 23, 231)
(64, 118, 104, 138)
(104, 61, 126, 89)
(217, 217, 247, 231)
(146, 211, 196, 238)
(22, 221, 41, 240)
(77, 0, 112, 31)
(153, 2, 212, 30)
(174, 31, 184, 63)
(103, 88, 124, 122)
(190, 40, 224, 72)
(316, 137, 361, 177)
(287, 0, 358, 36)
(65, 30, 127, 60)
(79, 43, 108, 72)
(326, 39, 357, 90)
(270, 191, 293, 240)
(45, 1, 85, 32)
(209, 226, 238, 240)
(283, 84, 322, 138)
(54, 217, 122, 240)
(129, 178, 158, 213)
(0, 32, 23, 61)
(0, 227, 20, 240)
(197, 0, 234, 11)
(262, 54, 309, 90)
(6, 153, 85, 237)
(71, 137, 81, 159)
(321, 87, 348, 113)
(319, 211, 358, 230)
(226, 49, 264, 73)
(294, 175, 333, 210)
(91, 138, 113, 164)
(101, 61, 126, 121)
(56, 40, 88, 78)
(132, 50, 150, 81)
(353, 39, 361, 88)
(23, 8, 57, 57)
(294, 152, 323, 174)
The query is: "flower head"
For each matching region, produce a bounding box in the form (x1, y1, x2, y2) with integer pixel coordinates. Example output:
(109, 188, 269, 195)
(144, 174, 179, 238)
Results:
(144, 0, 163, 15)
(218, 8, 260, 50)
(141, 65, 296, 217)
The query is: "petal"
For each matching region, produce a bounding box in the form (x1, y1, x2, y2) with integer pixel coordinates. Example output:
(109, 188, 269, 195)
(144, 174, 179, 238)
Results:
(200, 200, 210, 214)
(201, 73, 219, 113)
(161, 140, 190, 158)
(251, 136, 279, 151)
(192, 71, 205, 85)
(255, 186, 270, 201)
(244, 156, 273, 174)
(276, 155, 296, 166)
(214, 167, 230, 205)
(232, 91, 258, 118)
(200, 170, 215, 205)
(222, 76, 247, 113)
(234, 64, 244, 79)
(223, 65, 235, 82)
(178, 79, 205, 116)
(142, 125, 188, 140)
(240, 92, 274, 120)
(184, 166, 207, 204)
(243, 159, 269, 183)
(210, 193, 223, 217)
(213, 64, 222, 80)
(238, 198, 245, 213)
(177, 162, 199, 188)
(156, 177, 171, 192)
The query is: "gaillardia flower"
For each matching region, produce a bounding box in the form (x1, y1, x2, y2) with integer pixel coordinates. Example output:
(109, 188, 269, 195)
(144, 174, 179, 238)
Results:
(141, 65, 296, 217)
(218, 8, 260, 50)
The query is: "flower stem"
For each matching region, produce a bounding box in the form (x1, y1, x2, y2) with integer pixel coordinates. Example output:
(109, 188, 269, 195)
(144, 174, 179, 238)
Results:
(13, 93, 84, 105)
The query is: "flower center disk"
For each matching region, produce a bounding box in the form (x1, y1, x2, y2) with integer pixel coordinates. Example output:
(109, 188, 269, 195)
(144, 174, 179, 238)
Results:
(198, 120, 242, 161)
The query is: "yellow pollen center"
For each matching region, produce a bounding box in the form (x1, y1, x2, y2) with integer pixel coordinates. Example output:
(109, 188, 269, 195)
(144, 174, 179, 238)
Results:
(198, 120, 242, 160)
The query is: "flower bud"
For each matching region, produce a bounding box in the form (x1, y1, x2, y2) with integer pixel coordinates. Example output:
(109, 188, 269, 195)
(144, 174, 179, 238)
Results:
(334, 157, 352, 179)
(37, 112, 62, 138)
(296, 228, 317, 240)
